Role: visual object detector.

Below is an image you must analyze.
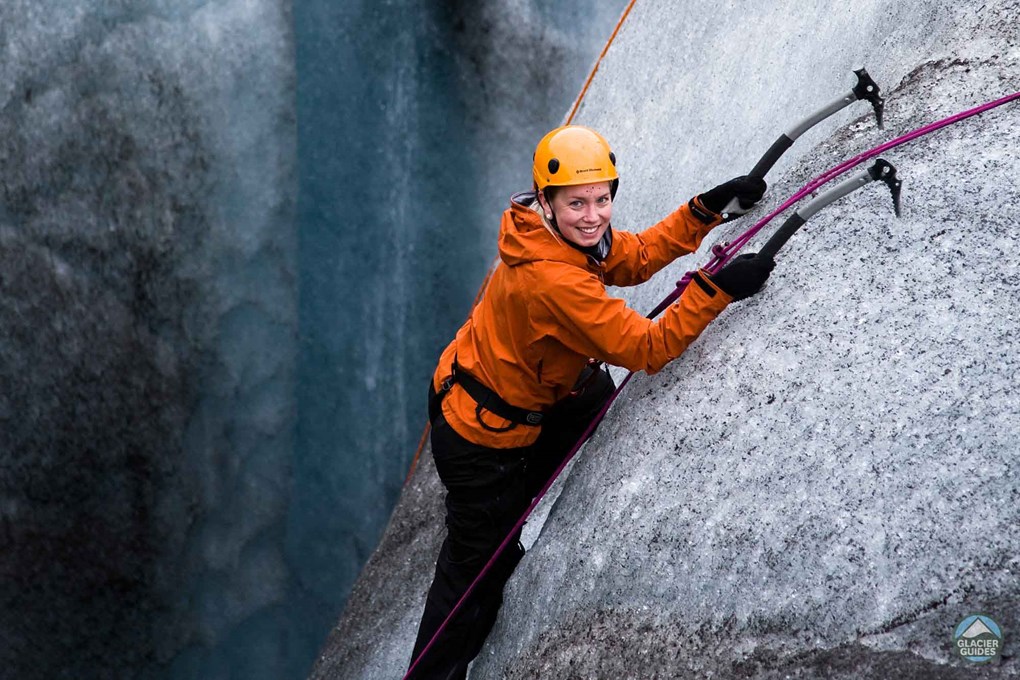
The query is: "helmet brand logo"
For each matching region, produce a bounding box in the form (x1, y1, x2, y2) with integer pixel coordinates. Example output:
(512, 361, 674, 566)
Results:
(576, 167, 602, 174)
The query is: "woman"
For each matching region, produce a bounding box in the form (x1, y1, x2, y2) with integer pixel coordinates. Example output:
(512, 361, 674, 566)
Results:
(409, 125, 773, 679)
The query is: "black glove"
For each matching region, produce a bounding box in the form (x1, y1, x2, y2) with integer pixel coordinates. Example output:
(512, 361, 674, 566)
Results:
(708, 253, 775, 301)
(698, 175, 767, 217)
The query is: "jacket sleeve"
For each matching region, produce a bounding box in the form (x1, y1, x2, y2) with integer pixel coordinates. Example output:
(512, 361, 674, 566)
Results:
(534, 266, 732, 374)
(602, 201, 722, 288)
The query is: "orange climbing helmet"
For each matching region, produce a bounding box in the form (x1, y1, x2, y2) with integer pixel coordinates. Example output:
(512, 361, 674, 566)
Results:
(532, 125, 619, 192)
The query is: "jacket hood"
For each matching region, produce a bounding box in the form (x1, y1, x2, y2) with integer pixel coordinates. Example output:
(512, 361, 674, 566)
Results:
(498, 191, 603, 269)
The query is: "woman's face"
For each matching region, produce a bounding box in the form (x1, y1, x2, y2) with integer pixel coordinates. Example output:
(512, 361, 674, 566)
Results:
(544, 181, 613, 248)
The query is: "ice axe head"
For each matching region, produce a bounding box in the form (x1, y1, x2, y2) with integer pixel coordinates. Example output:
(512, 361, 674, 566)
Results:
(867, 157, 902, 217)
(852, 67, 885, 129)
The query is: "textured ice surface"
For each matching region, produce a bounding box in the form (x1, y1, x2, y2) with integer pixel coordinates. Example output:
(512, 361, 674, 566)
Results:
(315, 0, 1020, 678)
(0, 1, 295, 678)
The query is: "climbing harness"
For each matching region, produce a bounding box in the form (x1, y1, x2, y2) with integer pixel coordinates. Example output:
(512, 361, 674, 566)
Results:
(431, 360, 545, 432)
(430, 358, 608, 433)
(403, 84, 1020, 679)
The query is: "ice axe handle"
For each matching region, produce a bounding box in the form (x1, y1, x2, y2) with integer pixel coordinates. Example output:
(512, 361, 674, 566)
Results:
(756, 159, 898, 261)
(757, 213, 806, 261)
(758, 166, 869, 258)
(748, 89, 857, 178)
(759, 168, 871, 259)
(748, 134, 794, 179)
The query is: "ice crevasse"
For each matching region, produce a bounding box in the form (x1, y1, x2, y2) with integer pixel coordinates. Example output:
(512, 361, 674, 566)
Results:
(313, 0, 1020, 677)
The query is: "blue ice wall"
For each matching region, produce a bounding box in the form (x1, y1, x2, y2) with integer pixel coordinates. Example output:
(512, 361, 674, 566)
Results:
(290, 1, 630, 669)
(290, 1, 478, 668)
(0, 1, 627, 678)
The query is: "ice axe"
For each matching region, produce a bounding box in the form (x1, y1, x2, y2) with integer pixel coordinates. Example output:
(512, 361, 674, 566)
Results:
(757, 157, 901, 260)
(748, 68, 885, 180)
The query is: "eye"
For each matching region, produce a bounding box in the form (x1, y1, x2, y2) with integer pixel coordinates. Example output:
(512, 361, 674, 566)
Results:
(570, 200, 584, 208)
(597, 196, 610, 204)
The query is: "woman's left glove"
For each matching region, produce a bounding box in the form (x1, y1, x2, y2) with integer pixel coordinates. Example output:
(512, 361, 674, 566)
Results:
(696, 175, 767, 219)
(707, 252, 775, 301)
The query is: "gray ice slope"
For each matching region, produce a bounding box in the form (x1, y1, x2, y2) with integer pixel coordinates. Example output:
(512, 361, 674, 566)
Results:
(315, 0, 1020, 678)
(0, 2, 295, 678)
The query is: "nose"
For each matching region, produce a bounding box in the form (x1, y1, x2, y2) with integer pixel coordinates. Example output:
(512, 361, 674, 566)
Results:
(582, 204, 599, 223)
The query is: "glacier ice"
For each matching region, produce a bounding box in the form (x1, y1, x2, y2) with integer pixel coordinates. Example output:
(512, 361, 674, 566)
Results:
(316, 0, 1020, 678)
(0, 0, 296, 678)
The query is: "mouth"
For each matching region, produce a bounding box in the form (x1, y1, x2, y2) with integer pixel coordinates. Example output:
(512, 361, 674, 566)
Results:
(577, 225, 602, 236)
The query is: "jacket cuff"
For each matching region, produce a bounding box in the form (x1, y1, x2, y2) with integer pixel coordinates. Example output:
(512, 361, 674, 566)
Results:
(692, 269, 733, 303)
(688, 195, 723, 226)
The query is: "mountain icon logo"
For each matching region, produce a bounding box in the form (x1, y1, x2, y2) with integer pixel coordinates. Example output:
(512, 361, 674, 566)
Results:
(953, 614, 1003, 663)
(962, 618, 994, 638)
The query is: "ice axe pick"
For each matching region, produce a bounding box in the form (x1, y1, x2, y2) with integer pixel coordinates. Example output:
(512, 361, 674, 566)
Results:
(747, 67, 886, 180)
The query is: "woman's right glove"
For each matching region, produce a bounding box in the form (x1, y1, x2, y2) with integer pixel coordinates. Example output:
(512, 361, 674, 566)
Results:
(708, 253, 775, 301)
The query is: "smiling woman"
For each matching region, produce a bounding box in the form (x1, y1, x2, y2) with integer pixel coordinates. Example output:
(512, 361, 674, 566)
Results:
(541, 181, 614, 247)
(406, 124, 774, 678)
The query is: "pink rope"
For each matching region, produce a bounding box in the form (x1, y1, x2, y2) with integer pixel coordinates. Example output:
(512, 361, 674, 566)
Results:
(648, 89, 1020, 317)
(402, 88, 1019, 679)
(707, 89, 1020, 273)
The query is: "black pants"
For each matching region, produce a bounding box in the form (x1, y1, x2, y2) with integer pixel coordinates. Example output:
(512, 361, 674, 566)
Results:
(408, 368, 615, 680)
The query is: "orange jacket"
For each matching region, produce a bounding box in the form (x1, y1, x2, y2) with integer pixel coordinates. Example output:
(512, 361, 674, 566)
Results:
(433, 192, 732, 448)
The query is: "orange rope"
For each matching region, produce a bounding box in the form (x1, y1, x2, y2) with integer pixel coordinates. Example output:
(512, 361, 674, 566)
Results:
(404, 1, 638, 484)
(403, 262, 496, 485)
(405, 426, 432, 485)
(565, 0, 638, 125)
